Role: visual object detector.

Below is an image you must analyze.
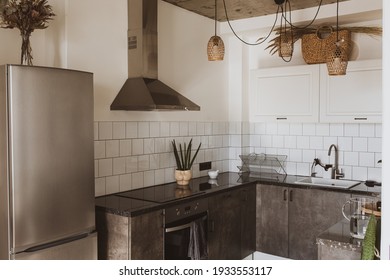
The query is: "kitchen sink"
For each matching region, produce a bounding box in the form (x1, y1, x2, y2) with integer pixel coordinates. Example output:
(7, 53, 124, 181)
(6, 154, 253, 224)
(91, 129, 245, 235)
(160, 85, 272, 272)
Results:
(294, 177, 361, 189)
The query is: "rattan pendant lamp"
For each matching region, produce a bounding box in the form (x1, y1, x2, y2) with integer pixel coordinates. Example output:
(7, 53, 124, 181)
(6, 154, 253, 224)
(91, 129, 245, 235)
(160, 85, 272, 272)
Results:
(207, 0, 225, 61)
(326, 0, 348, 75)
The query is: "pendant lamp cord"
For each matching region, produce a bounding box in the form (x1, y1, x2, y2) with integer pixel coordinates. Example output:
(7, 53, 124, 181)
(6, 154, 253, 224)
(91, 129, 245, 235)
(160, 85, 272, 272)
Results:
(336, 0, 339, 42)
(222, 0, 280, 46)
(214, 0, 217, 36)
(222, 0, 323, 46)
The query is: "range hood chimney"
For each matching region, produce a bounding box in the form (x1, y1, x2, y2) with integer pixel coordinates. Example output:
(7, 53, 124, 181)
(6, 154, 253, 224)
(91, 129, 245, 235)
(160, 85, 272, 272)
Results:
(111, 0, 200, 111)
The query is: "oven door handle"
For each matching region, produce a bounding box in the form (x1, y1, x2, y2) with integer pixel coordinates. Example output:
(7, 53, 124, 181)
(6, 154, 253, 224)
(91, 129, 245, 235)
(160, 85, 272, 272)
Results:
(165, 215, 207, 233)
(165, 222, 193, 233)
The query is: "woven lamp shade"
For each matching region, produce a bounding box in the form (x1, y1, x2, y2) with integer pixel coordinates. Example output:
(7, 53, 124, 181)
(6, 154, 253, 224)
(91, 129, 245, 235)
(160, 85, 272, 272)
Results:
(279, 34, 294, 58)
(207, 35, 225, 61)
(326, 42, 348, 75)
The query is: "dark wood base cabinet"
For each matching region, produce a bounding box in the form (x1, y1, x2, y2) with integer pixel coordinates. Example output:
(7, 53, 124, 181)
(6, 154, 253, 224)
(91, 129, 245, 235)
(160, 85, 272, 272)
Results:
(96, 209, 164, 260)
(256, 184, 350, 260)
(208, 185, 256, 260)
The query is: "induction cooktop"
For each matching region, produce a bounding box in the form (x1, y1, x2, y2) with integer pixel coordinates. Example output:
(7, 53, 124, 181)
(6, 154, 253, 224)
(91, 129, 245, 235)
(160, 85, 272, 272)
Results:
(116, 183, 207, 203)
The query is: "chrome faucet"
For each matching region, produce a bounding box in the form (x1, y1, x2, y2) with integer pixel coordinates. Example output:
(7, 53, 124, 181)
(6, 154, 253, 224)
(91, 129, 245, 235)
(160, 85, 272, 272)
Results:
(328, 144, 344, 179)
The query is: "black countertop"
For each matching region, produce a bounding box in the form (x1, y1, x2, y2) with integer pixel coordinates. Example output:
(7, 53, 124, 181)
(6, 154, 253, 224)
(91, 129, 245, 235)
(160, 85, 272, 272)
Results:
(95, 172, 381, 217)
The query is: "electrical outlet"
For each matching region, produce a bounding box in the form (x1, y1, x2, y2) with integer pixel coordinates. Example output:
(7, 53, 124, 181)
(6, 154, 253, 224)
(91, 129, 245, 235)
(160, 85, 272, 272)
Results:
(199, 161, 212, 171)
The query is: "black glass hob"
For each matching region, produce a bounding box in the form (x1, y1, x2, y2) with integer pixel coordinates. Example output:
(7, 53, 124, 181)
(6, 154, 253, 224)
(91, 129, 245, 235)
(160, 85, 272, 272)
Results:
(116, 183, 207, 203)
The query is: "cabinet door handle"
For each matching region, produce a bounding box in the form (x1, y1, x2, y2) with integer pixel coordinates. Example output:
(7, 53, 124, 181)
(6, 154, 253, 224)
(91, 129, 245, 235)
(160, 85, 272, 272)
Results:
(354, 117, 367, 121)
(277, 117, 287, 120)
(209, 220, 215, 233)
(283, 189, 287, 201)
(289, 190, 293, 202)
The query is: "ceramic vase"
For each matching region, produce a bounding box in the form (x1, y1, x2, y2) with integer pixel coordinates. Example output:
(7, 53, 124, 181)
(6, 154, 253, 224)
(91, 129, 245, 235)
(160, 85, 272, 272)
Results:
(175, 170, 192, 186)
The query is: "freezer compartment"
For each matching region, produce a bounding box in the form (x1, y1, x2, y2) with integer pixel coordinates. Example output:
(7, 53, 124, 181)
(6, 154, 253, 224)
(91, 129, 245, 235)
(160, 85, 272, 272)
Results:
(13, 232, 97, 260)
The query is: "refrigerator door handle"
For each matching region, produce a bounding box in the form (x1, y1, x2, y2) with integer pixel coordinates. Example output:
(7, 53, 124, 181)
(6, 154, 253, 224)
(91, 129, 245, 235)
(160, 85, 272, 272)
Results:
(24, 232, 91, 253)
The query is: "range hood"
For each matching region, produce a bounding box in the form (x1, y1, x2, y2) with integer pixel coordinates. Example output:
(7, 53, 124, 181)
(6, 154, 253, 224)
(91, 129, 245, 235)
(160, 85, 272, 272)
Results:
(111, 0, 200, 111)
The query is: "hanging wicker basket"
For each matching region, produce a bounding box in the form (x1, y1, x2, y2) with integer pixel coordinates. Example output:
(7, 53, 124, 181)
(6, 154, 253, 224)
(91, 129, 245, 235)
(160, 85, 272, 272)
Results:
(301, 26, 352, 64)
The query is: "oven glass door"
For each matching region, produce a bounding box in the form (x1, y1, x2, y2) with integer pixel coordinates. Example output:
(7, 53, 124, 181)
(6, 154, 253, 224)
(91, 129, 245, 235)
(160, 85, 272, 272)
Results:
(164, 212, 208, 260)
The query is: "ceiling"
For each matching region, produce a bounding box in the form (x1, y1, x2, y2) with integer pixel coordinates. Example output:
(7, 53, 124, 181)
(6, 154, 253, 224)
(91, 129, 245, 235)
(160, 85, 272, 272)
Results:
(162, 0, 350, 21)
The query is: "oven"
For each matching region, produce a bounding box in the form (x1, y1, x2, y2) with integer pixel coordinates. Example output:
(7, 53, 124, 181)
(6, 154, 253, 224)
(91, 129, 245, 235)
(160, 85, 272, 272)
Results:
(164, 199, 208, 260)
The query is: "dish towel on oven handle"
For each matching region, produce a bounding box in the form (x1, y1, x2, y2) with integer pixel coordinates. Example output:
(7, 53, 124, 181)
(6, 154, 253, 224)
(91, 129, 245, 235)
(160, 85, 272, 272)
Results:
(188, 217, 208, 260)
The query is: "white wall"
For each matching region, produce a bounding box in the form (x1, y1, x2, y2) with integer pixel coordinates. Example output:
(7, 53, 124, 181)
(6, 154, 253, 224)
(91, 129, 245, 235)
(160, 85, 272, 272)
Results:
(381, 0, 389, 261)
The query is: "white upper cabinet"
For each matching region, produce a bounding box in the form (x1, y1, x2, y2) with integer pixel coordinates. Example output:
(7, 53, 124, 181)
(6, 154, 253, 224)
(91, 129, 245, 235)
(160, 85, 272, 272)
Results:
(250, 59, 382, 123)
(250, 65, 320, 123)
(319, 59, 382, 123)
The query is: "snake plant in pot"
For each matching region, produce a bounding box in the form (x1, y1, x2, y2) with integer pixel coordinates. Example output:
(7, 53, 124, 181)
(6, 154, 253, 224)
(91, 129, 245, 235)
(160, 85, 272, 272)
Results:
(172, 138, 201, 185)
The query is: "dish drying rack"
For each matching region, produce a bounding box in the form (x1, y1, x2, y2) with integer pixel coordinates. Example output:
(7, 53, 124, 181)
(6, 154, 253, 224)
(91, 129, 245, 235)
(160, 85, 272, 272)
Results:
(238, 153, 287, 179)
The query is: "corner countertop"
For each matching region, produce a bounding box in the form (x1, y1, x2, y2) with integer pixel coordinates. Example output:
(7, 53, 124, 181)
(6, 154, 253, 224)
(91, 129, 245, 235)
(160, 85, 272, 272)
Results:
(95, 172, 381, 217)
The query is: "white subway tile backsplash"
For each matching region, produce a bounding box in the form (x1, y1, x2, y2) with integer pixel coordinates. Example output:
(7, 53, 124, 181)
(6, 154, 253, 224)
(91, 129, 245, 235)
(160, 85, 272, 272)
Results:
(106, 176, 120, 194)
(113, 157, 126, 175)
(303, 123, 316, 136)
(143, 138, 155, 154)
(113, 122, 126, 139)
(345, 124, 359, 137)
(266, 123, 277, 135)
(180, 122, 189, 136)
(165, 167, 175, 183)
(170, 122, 180, 136)
(95, 178, 106, 196)
(353, 138, 368, 152)
(337, 137, 352, 152)
(106, 140, 119, 158)
(138, 155, 150, 171)
(94, 141, 106, 159)
(360, 124, 375, 137)
(126, 122, 138, 138)
(277, 123, 290, 135)
(368, 167, 381, 181)
(296, 162, 310, 176)
(119, 139, 132, 157)
(368, 138, 382, 153)
(98, 158, 113, 177)
(188, 122, 197, 136)
(302, 150, 315, 162)
(261, 135, 272, 147)
(149, 154, 159, 170)
(94, 121, 382, 196)
(344, 152, 359, 166)
(329, 124, 344, 136)
(254, 123, 266, 135)
(290, 123, 303, 136)
(204, 122, 212, 135)
(160, 122, 170, 137)
(94, 122, 99, 141)
(98, 122, 112, 140)
(284, 136, 297, 149)
(375, 124, 382, 138)
(144, 170, 155, 187)
(154, 169, 165, 185)
(138, 122, 150, 138)
(150, 122, 160, 138)
(316, 124, 330, 136)
(132, 139, 144, 155)
(309, 136, 323, 150)
(196, 122, 205, 136)
(323, 137, 338, 150)
(126, 156, 138, 173)
(297, 136, 310, 149)
(119, 174, 132, 192)
(289, 149, 302, 162)
(273, 135, 284, 148)
(352, 166, 368, 181)
(359, 152, 375, 167)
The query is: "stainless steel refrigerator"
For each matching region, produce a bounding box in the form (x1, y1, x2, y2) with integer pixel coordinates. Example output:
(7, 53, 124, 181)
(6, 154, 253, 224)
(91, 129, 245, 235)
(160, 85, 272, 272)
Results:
(0, 65, 97, 260)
